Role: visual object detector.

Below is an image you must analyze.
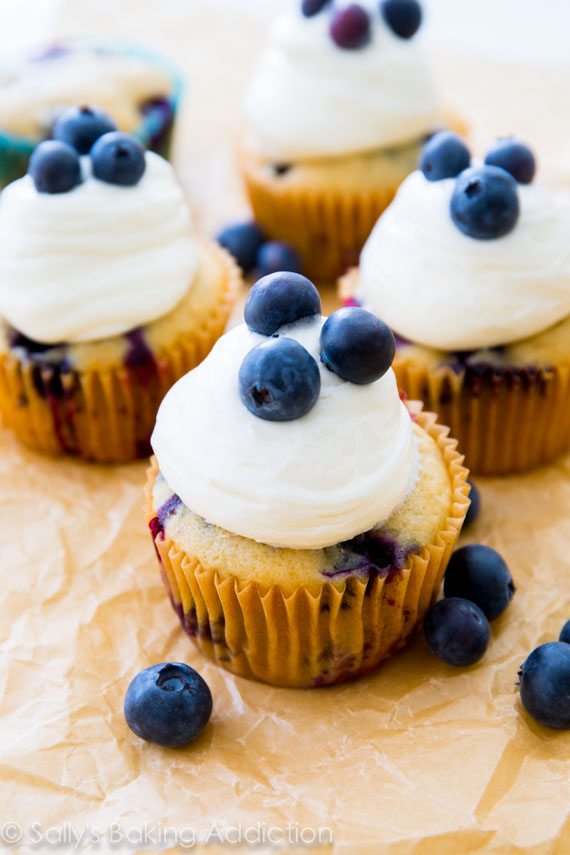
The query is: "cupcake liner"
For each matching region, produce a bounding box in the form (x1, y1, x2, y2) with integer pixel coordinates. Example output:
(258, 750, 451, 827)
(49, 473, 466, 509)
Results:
(146, 406, 470, 688)
(0, 244, 240, 463)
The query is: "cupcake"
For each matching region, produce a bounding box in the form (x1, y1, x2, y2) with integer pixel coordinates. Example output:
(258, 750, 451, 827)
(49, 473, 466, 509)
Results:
(0, 38, 182, 188)
(0, 119, 240, 463)
(242, 0, 465, 282)
(342, 133, 570, 475)
(147, 272, 469, 687)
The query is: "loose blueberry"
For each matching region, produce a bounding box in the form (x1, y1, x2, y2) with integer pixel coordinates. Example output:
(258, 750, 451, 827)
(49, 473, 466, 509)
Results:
(216, 221, 265, 274)
(320, 307, 395, 385)
(484, 138, 536, 185)
(239, 337, 321, 422)
(450, 165, 520, 240)
(124, 662, 213, 748)
(560, 620, 570, 644)
(52, 105, 117, 155)
(244, 272, 321, 336)
(424, 598, 490, 667)
(90, 131, 146, 186)
(28, 140, 82, 194)
(519, 643, 570, 730)
(302, 0, 330, 16)
(464, 480, 481, 528)
(419, 131, 471, 181)
(444, 544, 515, 621)
(380, 0, 422, 39)
(256, 241, 302, 278)
(330, 4, 371, 49)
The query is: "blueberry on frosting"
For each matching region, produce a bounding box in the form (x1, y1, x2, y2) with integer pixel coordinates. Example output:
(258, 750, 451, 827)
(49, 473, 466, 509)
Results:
(90, 131, 146, 186)
(244, 271, 321, 336)
(52, 104, 117, 154)
(28, 140, 82, 194)
(484, 138, 536, 185)
(380, 0, 422, 39)
(330, 4, 371, 49)
(450, 165, 520, 240)
(301, 0, 331, 16)
(320, 307, 395, 385)
(239, 337, 321, 422)
(419, 131, 471, 182)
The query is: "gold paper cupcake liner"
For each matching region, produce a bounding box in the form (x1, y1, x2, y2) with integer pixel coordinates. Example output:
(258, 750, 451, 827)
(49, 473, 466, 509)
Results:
(0, 245, 241, 463)
(146, 407, 470, 688)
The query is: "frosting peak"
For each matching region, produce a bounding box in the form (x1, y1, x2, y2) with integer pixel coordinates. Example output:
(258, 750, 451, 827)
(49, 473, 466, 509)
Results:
(244, 1, 441, 161)
(151, 317, 417, 550)
(0, 152, 199, 344)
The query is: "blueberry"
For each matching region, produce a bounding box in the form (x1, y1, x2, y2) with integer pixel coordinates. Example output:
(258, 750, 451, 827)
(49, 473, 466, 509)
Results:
(239, 337, 321, 422)
(124, 662, 213, 748)
(519, 643, 570, 729)
(52, 105, 117, 155)
(302, 0, 330, 16)
(320, 307, 395, 385)
(90, 131, 146, 187)
(28, 140, 82, 194)
(216, 221, 265, 274)
(464, 480, 481, 528)
(244, 272, 321, 336)
(484, 138, 536, 185)
(424, 598, 490, 667)
(560, 620, 570, 644)
(380, 0, 422, 39)
(330, 4, 371, 49)
(444, 544, 515, 621)
(419, 131, 471, 181)
(256, 241, 302, 278)
(450, 166, 520, 240)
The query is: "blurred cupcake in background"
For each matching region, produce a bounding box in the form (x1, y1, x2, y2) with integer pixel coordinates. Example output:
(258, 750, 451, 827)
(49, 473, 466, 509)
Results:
(241, 0, 466, 282)
(342, 133, 570, 475)
(0, 38, 182, 188)
(0, 113, 240, 463)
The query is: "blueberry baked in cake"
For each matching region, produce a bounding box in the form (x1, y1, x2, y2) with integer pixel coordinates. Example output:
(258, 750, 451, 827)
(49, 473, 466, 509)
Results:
(242, 0, 466, 281)
(0, 111, 240, 462)
(147, 272, 469, 687)
(342, 133, 570, 474)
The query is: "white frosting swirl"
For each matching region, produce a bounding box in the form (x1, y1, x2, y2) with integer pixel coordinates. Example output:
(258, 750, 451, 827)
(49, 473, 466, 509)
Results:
(357, 170, 570, 351)
(151, 316, 417, 550)
(244, 1, 441, 161)
(0, 152, 199, 344)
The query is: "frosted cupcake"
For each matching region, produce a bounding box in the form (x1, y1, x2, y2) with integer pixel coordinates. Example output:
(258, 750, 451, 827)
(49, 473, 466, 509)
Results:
(0, 38, 181, 187)
(343, 133, 570, 474)
(242, 0, 465, 282)
(147, 272, 469, 687)
(0, 118, 239, 463)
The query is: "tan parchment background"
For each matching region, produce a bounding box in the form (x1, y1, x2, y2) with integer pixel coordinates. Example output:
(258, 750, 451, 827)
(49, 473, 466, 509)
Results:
(1, 2, 570, 853)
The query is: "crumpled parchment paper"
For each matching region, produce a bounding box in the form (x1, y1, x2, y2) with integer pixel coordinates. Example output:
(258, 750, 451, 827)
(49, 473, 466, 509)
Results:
(1, 1, 570, 852)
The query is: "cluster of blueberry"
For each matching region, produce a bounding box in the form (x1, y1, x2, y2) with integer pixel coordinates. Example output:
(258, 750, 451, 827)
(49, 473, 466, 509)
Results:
(28, 105, 147, 195)
(216, 220, 301, 280)
(302, 0, 422, 49)
(238, 272, 395, 422)
(420, 131, 536, 240)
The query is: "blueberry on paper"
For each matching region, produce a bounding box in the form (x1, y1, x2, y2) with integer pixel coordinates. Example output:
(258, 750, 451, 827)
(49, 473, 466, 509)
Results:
(464, 480, 481, 528)
(320, 307, 395, 385)
(519, 643, 570, 729)
(444, 544, 515, 621)
(244, 271, 321, 336)
(419, 131, 471, 181)
(90, 131, 146, 186)
(52, 105, 117, 154)
(450, 165, 520, 240)
(330, 4, 371, 49)
(380, 0, 422, 39)
(484, 138, 536, 185)
(216, 221, 265, 274)
(28, 140, 82, 194)
(239, 337, 321, 422)
(124, 663, 213, 748)
(256, 241, 302, 278)
(560, 620, 570, 644)
(424, 598, 490, 667)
